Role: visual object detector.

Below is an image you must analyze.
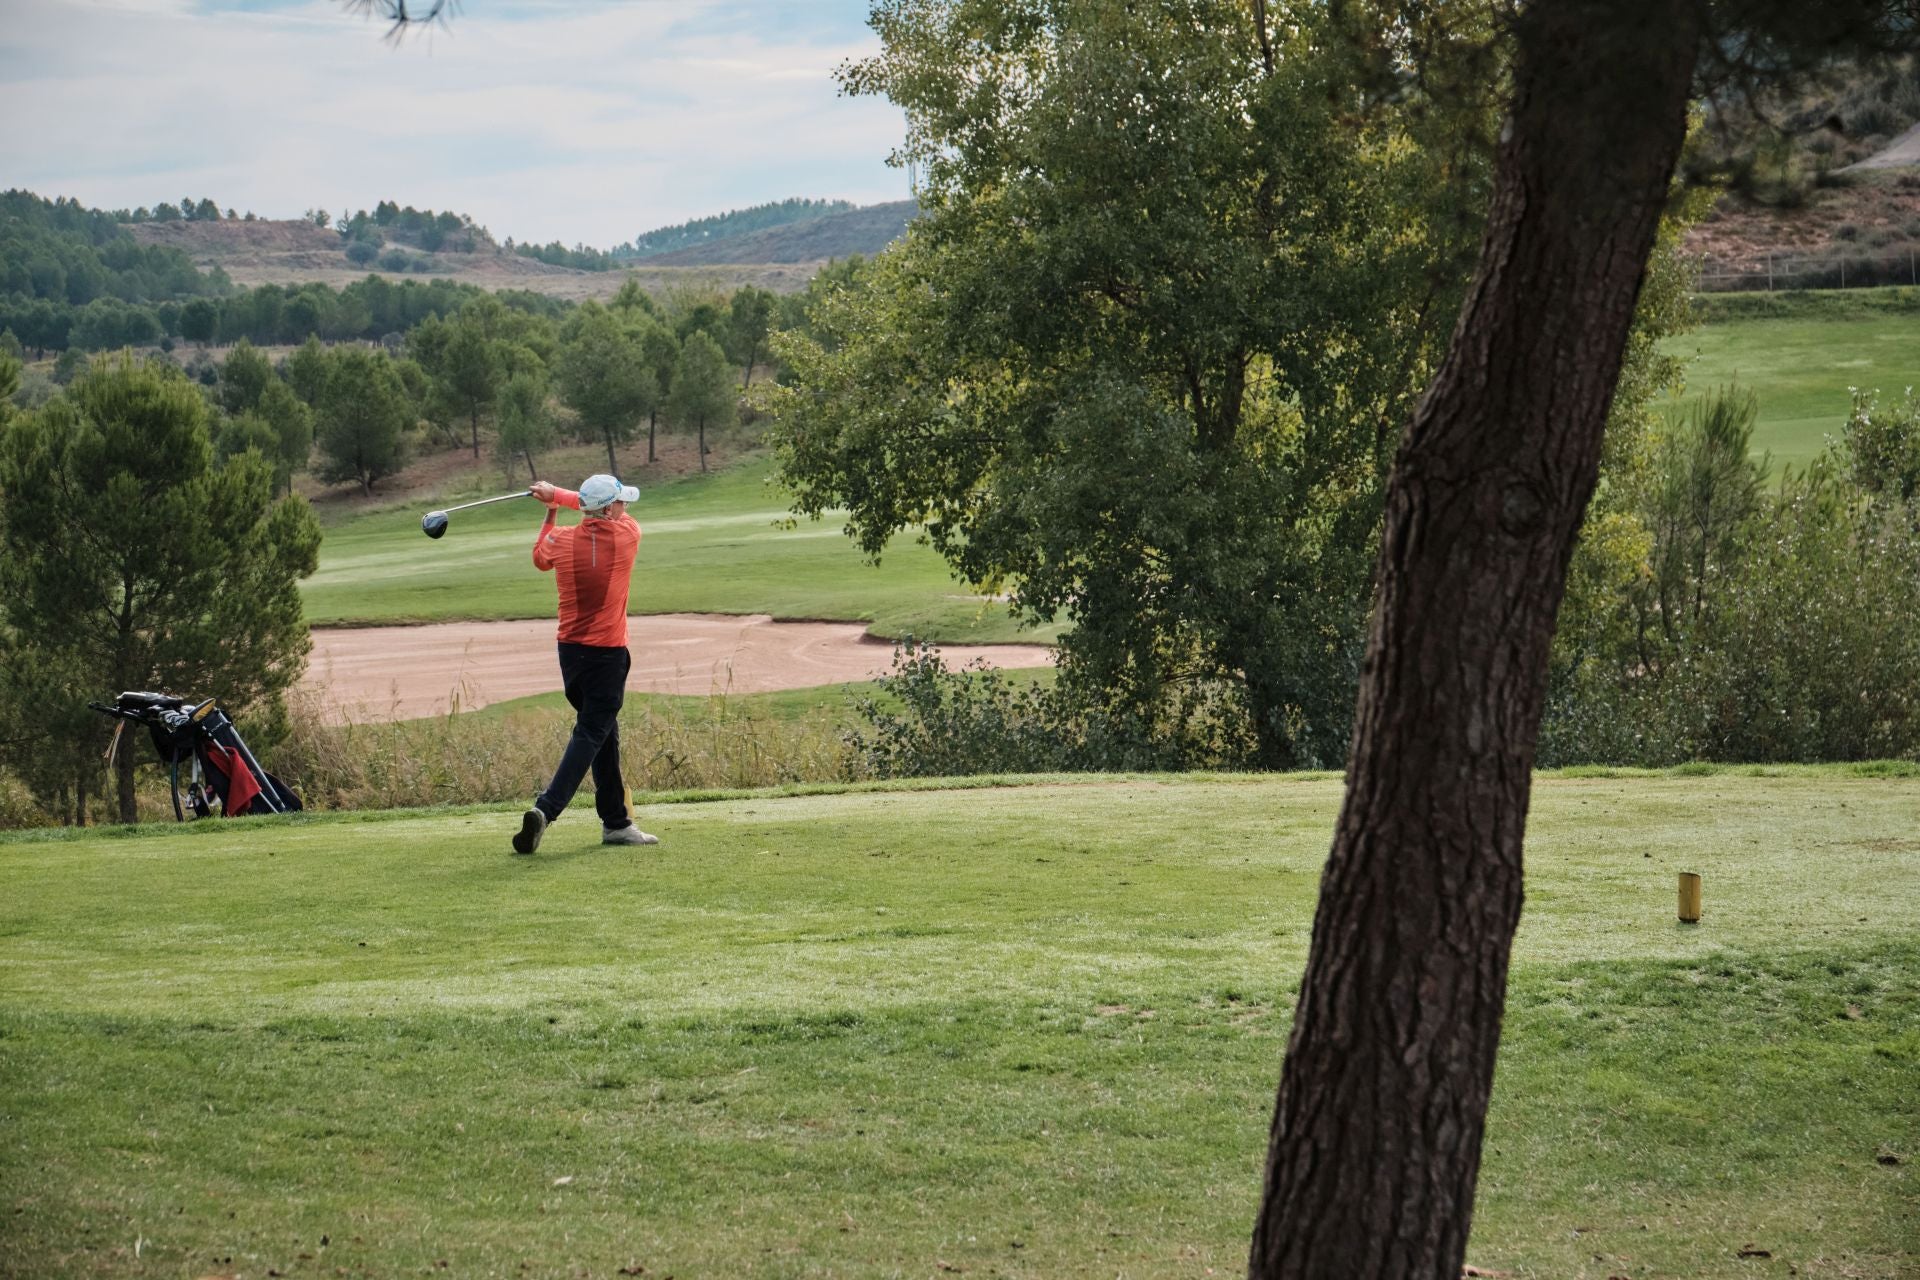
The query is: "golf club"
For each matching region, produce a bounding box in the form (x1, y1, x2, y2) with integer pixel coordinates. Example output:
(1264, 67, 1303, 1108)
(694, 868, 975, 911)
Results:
(420, 490, 533, 539)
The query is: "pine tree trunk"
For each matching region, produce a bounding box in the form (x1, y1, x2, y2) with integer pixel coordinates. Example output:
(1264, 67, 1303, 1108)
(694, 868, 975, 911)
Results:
(470, 407, 480, 459)
(524, 449, 538, 482)
(605, 430, 618, 476)
(648, 411, 657, 464)
(698, 418, 708, 473)
(1249, 4, 1702, 1275)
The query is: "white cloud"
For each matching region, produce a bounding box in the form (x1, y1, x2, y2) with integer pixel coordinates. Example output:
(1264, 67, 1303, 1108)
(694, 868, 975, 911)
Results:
(0, 0, 905, 245)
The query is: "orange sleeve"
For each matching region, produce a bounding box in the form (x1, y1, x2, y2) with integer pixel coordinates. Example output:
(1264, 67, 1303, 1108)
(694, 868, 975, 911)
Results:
(533, 511, 564, 571)
(550, 488, 583, 511)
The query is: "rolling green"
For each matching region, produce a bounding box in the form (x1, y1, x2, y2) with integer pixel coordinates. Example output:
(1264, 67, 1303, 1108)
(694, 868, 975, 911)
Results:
(2, 771, 1913, 1277)
(301, 458, 1052, 643)
(1668, 293, 1920, 470)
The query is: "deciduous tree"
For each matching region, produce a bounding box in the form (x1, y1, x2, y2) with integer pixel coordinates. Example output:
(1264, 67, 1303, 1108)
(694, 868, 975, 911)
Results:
(776, 0, 1498, 768)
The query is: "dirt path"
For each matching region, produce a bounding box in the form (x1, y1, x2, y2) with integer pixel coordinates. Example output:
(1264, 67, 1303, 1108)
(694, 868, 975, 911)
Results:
(1843, 122, 1920, 171)
(303, 614, 1056, 722)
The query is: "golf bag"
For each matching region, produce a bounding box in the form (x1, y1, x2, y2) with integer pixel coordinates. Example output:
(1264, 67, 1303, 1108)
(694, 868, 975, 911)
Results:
(88, 691, 302, 821)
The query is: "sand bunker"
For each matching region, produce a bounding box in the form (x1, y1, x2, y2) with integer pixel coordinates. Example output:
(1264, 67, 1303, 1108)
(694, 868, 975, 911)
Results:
(303, 614, 1055, 722)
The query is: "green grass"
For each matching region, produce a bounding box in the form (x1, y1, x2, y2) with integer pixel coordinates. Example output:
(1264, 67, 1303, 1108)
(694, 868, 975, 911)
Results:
(1668, 290, 1920, 470)
(3, 772, 1914, 1278)
(302, 457, 1054, 643)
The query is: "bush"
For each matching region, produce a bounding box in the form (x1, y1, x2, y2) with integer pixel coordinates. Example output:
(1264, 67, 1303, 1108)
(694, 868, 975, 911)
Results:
(1543, 392, 1920, 766)
(379, 249, 412, 273)
(845, 641, 1255, 779)
(345, 240, 379, 266)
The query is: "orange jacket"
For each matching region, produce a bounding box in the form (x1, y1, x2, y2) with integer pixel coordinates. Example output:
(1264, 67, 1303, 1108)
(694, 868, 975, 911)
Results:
(532, 488, 641, 648)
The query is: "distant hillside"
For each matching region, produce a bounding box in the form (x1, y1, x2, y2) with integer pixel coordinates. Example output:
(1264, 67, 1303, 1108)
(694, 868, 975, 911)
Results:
(127, 217, 583, 291)
(645, 200, 918, 266)
(626, 198, 856, 260)
(119, 216, 826, 299)
(1682, 56, 1920, 288)
(117, 199, 913, 294)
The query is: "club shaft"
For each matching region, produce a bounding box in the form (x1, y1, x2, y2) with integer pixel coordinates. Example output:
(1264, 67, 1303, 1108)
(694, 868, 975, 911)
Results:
(439, 491, 531, 516)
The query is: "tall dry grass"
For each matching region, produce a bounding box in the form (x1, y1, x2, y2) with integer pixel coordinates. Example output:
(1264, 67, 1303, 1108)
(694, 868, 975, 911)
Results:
(273, 688, 860, 813)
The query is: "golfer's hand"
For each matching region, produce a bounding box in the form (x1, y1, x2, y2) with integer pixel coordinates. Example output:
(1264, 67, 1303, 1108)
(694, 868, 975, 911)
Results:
(530, 481, 559, 509)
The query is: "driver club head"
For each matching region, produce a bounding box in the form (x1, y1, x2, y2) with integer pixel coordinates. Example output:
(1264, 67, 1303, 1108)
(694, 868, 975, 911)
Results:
(421, 511, 450, 539)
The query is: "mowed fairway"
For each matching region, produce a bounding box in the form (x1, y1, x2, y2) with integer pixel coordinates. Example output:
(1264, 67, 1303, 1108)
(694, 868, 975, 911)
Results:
(302, 459, 1049, 644)
(2, 772, 1915, 1278)
(1666, 304, 1920, 470)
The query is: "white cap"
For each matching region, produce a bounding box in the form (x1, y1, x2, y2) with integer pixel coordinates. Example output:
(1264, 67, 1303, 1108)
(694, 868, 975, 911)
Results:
(578, 474, 638, 510)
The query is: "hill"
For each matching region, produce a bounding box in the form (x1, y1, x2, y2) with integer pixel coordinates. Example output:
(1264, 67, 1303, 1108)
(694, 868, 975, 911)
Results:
(625, 197, 858, 259)
(645, 199, 918, 266)
(1684, 59, 1920, 288)
(1685, 168, 1920, 288)
(125, 216, 828, 297)
(129, 217, 596, 291)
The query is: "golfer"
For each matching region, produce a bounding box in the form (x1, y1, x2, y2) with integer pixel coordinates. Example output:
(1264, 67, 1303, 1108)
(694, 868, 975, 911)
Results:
(512, 474, 659, 854)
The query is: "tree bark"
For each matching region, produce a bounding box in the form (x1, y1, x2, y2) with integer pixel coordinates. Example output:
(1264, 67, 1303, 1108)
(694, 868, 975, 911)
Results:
(605, 430, 619, 476)
(698, 418, 708, 472)
(648, 410, 658, 464)
(471, 407, 481, 459)
(1249, 3, 1703, 1275)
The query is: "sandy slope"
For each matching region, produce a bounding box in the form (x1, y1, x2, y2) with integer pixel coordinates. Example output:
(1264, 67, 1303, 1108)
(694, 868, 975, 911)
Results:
(303, 614, 1055, 722)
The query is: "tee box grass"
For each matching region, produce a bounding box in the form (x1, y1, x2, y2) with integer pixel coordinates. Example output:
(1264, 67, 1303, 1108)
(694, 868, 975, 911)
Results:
(1, 770, 1914, 1278)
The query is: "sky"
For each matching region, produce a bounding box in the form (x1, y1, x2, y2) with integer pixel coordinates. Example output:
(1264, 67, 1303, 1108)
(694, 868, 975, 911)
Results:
(0, 0, 906, 248)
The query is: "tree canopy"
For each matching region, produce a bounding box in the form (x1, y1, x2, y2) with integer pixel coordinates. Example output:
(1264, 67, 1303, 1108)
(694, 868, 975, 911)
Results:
(772, 0, 1500, 767)
(0, 355, 320, 823)
(555, 303, 656, 475)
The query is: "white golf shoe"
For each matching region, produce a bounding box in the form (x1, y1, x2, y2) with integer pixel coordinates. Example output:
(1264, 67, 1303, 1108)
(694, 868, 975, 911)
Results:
(602, 824, 660, 846)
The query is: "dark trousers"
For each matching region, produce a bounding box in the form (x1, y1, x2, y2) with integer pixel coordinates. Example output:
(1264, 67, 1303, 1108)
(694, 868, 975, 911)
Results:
(534, 642, 634, 828)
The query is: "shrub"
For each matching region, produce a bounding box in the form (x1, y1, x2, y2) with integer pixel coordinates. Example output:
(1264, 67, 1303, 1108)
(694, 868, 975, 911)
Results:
(1543, 392, 1920, 766)
(1834, 222, 1863, 241)
(345, 240, 379, 266)
(379, 249, 412, 273)
(845, 641, 1255, 779)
